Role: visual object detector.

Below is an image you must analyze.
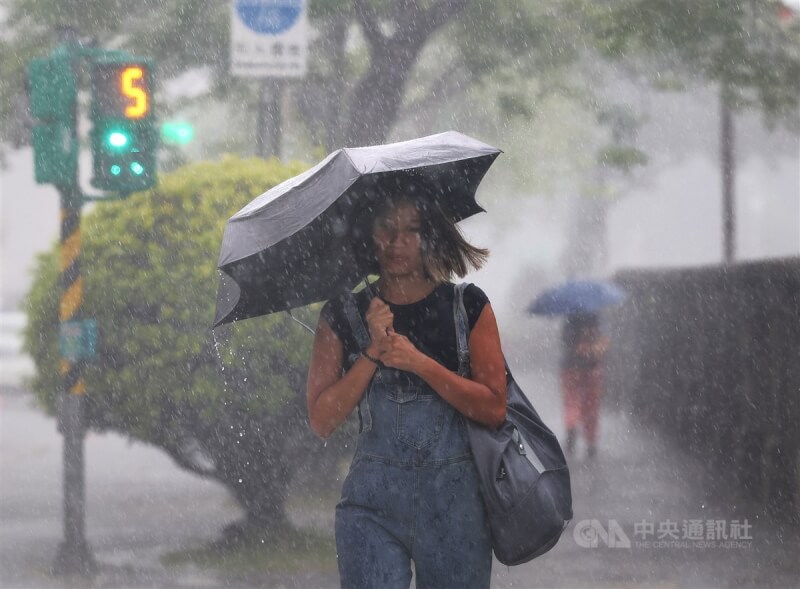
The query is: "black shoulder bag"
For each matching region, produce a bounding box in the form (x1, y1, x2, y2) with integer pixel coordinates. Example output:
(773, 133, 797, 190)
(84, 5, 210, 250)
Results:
(454, 283, 573, 565)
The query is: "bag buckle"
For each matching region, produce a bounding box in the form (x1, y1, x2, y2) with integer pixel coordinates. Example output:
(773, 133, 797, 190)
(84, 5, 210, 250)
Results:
(512, 428, 527, 455)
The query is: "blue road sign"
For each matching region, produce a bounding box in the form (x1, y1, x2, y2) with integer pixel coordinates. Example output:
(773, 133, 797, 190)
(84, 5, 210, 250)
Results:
(59, 319, 97, 361)
(236, 0, 302, 35)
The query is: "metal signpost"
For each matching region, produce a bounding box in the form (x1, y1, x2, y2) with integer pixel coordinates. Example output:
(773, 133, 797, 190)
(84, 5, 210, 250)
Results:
(28, 41, 157, 575)
(230, 0, 309, 158)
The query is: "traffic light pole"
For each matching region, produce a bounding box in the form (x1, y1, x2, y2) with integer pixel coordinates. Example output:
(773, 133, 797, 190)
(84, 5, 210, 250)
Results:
(28, 40, 155, 576)
(53, 173, 95, 576)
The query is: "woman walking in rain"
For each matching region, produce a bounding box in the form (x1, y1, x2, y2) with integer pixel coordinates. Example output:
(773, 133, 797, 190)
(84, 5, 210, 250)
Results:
(306, 192, 507, 589)
(561, 313, 609, 459)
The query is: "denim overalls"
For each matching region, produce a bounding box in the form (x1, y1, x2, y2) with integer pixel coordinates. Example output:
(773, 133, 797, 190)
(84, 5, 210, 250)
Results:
(335, 293, 492, 589)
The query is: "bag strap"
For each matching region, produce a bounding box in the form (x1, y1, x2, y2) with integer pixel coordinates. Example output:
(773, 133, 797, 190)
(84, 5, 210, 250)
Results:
(453, 283, 471, 377)
(453, 282, 514, 380)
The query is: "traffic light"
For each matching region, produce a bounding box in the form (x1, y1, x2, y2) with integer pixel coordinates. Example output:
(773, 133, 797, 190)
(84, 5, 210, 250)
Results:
(90, 59, 157, 192)
(161, 121, 194, 145)
(28, 54, 79, 186)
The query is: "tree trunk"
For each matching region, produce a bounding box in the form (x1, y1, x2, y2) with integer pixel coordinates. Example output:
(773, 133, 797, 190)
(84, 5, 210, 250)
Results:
(341, 0, 470, 146)
(563, 189, 609, 278)
(294, 14, 350, 152)
(343, 40, 423, 146)
(224, 461, 294, 541)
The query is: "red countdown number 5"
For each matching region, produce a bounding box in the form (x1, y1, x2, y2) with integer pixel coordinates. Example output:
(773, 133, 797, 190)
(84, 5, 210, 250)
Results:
(121, 66, 148, 119)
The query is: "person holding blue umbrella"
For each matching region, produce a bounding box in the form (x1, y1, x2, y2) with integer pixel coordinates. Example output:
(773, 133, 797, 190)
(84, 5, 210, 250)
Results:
(559, 313, 609, 459)
(529, 280, 625, 459)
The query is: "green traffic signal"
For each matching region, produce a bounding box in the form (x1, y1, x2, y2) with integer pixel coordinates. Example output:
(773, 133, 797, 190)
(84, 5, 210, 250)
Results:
(90, 58, 157, 193)
(107, 131, 129, 148)
(161, 121, 194, 145)
(91, 119, 156, 191)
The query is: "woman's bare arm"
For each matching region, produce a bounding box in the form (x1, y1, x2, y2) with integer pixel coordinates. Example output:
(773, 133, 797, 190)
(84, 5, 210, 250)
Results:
(378, 304, 507, 428)
(306, 317, 380, 439)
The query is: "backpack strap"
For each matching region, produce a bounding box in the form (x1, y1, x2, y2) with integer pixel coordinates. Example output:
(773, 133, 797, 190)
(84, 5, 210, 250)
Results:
(453, 283, 471, 377)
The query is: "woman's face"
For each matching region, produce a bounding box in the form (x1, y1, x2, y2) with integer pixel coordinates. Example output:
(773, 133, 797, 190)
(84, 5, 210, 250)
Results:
(371, 200, 424, 278)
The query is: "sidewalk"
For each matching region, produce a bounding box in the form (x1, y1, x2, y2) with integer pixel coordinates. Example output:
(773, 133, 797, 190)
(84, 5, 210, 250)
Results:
(2, 368, 798, 588)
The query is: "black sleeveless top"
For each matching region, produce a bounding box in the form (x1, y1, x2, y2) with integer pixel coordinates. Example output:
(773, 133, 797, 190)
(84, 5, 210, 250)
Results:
(320, 282, 490, 372)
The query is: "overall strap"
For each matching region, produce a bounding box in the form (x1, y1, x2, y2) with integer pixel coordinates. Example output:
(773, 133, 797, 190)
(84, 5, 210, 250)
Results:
(453, 283, 471, 377)
(341, 290, 374, 433)
(343, 292, 370, 361)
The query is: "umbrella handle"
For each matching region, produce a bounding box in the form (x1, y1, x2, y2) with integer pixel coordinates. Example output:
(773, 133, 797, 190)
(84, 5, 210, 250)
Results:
(362, 277, 376, 300)
(284, 277, 375, 338)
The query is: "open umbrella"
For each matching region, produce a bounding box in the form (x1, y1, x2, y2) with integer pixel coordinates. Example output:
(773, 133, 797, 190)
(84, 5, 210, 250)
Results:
(213, 131, 501, 327)
(528, 279, 626, 316)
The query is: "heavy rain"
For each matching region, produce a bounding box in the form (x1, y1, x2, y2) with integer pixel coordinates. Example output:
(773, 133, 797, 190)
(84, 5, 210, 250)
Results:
(1, 1, 799, 588)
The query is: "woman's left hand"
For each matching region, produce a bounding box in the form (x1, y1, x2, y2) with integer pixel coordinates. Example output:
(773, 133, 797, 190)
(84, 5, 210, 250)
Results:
(377, 329, 426, 373)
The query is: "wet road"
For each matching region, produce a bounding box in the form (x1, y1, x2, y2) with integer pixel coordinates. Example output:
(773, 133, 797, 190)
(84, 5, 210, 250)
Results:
(1, 368, 798, 588)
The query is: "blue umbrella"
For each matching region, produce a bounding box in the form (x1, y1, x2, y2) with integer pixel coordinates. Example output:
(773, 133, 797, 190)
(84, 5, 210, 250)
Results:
(528, 279, 627, 316)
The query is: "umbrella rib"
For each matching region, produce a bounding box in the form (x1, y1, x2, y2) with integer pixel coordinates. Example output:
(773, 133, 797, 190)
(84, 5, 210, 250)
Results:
(286, 310, 316, 335)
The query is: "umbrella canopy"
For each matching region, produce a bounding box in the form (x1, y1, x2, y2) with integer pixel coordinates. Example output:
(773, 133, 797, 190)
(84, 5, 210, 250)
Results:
(214, 131, 501, 327)
(528, 279, 627, 316)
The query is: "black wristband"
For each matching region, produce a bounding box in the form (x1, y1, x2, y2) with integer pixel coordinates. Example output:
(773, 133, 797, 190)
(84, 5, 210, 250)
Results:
(361, 350, 381, 365)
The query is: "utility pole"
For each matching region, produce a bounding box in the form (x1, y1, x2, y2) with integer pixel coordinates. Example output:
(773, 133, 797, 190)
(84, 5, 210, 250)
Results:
(257, 79, 283, 158)
(721, 86, 736, 265)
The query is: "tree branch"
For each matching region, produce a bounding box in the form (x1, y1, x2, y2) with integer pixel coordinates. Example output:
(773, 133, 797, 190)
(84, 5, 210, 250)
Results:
(399, 57, 473, 116)
(420, 0, 469, 37)
(353, 0, 385, 49)
(162, 439, 218, 478)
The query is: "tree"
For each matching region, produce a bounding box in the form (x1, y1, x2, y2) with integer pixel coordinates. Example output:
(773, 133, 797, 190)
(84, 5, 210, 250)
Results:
(22, 157, 341, 539)
(583, 0, 800, 264)
(298, 0, 579, 149)
(586, 0, 800, 121)
(0, 0, 577, 156)
(3, 0, 796, 159)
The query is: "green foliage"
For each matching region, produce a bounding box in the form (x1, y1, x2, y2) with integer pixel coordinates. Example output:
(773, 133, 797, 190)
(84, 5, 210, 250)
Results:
(454, 0, 580, 78)
(25, 156, 304, 433)
(597, 145, 649, 172)
(5, 0, 796, 169)
(23, 156, 327, 527)
(585, 0, 800, 120)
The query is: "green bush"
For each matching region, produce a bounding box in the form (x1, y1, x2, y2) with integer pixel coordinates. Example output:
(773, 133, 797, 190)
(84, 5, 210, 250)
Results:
(23, 156, 336, 536)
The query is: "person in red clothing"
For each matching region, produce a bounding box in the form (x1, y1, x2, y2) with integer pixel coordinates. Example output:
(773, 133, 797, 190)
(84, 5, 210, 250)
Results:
(561, 313, 609, 459)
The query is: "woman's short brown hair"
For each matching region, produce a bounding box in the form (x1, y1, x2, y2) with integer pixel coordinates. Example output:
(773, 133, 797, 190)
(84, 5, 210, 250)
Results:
(350, 184, 489, 283)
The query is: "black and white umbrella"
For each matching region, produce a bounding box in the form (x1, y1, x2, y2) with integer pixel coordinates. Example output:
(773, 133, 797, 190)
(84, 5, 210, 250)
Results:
(213, 131, 502, 327)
